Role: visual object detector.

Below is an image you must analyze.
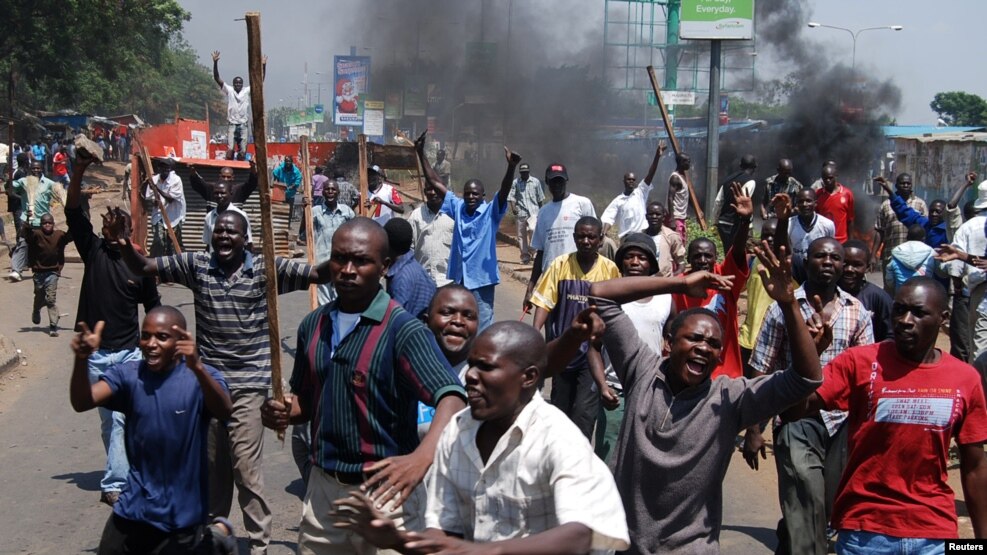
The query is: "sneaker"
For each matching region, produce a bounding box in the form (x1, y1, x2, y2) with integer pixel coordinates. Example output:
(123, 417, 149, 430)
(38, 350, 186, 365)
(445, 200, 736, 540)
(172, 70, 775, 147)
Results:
(99, 491, 120, 506)
(8, 271, 21, 282)
(32, 309, 40, 325)
(49, 328, 59, 338)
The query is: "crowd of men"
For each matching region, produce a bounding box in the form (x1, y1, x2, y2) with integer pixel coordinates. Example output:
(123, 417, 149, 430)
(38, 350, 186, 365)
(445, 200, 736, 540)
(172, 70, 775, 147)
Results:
(5, 68, 987, 554)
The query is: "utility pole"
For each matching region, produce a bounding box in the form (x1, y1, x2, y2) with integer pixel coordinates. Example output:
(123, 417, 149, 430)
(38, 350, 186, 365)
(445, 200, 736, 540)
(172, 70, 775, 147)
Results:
(704, 40, 721, 221)
(664, 0, 681, 123)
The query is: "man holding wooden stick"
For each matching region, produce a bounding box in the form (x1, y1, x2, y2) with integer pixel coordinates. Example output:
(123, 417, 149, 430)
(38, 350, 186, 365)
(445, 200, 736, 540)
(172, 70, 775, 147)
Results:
(262, 217, 467, 555)
(142, 157, 186, 256)
(105, 208, 336, 555)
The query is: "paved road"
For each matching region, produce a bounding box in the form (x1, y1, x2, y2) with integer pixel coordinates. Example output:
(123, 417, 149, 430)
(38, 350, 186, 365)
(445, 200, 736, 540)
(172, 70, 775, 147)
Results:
(0, 252, 783, 554)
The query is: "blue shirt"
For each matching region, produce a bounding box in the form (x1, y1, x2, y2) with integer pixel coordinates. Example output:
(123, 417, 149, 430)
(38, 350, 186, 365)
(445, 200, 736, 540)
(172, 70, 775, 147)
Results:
(440, 190, 506, 289)
(313, 203, 355, 263)
(31, 144, 45, 161)
(889, 193, 947, 248)
(273, 162, 303, 199)
(386, 251, 437, 318)
(101, 360, 228, 532)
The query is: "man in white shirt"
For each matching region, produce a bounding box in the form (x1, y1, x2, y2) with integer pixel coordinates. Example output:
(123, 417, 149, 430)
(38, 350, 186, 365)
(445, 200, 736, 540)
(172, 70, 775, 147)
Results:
(212, 50, 265, 160)
(788, 188, 836, 283)
(524, 163, 596, 310)
(365, 165, 404, 226)
(948, 179, 987, 359)
(601, 141, 666, 239)
(332, 321, 630, 554)
(202, 181, 252, 252)
(143, 158, 186, 256)
(408, 181, 455, 287)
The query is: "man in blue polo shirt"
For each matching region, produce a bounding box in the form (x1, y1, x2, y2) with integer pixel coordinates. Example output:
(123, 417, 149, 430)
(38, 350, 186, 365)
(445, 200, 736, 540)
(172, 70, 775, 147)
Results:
(69, 306, 235, 554)
(109, 209, 336, 555)
(414, 131, 520, 330)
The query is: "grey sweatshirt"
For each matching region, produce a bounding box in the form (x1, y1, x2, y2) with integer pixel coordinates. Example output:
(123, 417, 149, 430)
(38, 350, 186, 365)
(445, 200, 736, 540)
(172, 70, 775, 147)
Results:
(597, 298, 822, 554)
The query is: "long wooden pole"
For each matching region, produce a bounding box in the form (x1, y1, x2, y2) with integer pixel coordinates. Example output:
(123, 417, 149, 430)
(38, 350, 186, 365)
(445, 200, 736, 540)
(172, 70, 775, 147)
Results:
(245, 13, 286, 437)
(133, 138, 182, 254)
(647, 65, 707, 230)
(357, 134, 369, 217)
(300, 135, 317, 310)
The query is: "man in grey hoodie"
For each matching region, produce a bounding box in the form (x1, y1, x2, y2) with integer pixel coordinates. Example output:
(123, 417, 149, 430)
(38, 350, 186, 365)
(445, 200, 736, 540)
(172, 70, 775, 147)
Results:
(550, 245, 823, 554)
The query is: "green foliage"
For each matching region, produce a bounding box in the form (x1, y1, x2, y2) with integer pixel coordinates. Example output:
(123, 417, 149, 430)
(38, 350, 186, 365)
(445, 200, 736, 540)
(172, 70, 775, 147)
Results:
(930, 91, 987, 127)
(685, 217, 724, 261)
(0, 0, 223, 124)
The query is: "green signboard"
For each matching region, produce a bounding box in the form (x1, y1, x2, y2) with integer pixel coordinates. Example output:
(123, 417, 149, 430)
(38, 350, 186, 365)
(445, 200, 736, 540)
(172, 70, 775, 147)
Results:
(680, 0, 754, 40)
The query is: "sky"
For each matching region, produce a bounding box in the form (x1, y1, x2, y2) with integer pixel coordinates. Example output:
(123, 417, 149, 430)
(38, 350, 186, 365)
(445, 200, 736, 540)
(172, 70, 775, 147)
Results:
(178, 0, 986, 125)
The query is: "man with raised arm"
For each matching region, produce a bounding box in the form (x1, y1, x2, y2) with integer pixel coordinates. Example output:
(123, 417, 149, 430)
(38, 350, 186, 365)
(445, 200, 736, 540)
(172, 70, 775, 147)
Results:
(66, 154, 161, 507)
(106, 207, 333, 555)
(212, 51, 265, 160)
(415, 131, 520, 330)
(567, 242, 823, 554)
(600, 141, 666, 238)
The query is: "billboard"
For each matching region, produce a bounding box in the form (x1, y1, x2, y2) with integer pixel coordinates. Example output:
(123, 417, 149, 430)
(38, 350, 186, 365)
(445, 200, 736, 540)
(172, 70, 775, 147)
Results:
(680, 0, 754, 40)
(332, 56, 371, 126)
(363, 100, 385, 138)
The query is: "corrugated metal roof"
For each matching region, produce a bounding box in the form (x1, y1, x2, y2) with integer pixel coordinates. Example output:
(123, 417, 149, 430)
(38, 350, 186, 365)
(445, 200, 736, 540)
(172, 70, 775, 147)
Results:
(893, 132, 987, 143)
(881, 125, 985, 137)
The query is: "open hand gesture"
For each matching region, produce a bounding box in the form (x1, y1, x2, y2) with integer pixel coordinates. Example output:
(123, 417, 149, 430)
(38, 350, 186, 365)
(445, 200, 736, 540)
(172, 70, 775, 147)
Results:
(872, 175, 893, 196)
(731, 182, 753, 218)
(362, 453, 431, 511)
(682, 271, 734, 299)
(72, 321, 105, 359)
(331, 492, 407, 550)
(770, 193, 793, 220)
(504, 146, 521, 166)
(807, 295, 834, 354)
(211, 51, 221, 62)
(934, 244, 968, 263)
(101, 207, 129, 246)
(658, 140, 668, 155)
(754, 241, 795, 304)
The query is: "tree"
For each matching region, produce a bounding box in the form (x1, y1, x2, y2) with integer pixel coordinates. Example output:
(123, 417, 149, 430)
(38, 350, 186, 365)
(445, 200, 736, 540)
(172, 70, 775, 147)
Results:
(930, 91, 987, 126)
(0, 0, 223, 125)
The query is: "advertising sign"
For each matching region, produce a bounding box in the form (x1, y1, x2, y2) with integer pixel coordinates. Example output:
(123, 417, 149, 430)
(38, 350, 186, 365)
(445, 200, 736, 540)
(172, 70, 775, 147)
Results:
(363, 100, 385, 138)
(680, 0, 754, 40)
(647, 90, 698, 106)
(332, 55, 371, 126)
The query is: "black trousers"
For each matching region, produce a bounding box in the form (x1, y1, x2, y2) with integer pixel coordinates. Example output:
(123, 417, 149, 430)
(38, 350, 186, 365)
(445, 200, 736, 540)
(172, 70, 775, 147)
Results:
(98, 514, 233, 555)
(550, 368, 600, 439)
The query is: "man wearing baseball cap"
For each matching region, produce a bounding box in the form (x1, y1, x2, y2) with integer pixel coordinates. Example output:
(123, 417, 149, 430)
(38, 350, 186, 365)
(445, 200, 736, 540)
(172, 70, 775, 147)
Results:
(524, 163, 596, 311)
(508, 161, 545, 264)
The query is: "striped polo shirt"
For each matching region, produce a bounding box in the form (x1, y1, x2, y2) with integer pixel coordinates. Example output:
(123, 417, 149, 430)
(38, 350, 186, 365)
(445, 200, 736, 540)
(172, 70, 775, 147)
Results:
(157, 252, 314, 389)
(290, 289, 466, 473)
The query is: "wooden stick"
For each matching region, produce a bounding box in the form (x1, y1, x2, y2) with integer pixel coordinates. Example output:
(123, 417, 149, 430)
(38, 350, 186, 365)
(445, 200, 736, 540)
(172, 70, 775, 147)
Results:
(646, 65, 707, 230)
(357, 134, 369, 217)
(245, 12, 286, 440)
(300, 135, 317, 310)
(133, 138, 182, 254)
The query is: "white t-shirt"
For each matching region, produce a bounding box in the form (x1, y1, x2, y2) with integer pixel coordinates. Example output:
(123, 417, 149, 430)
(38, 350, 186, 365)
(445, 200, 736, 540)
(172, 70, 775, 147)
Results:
(600, 180, 653, 238)
(531, 193, 596, 272)
(788, 213, 836, 269)
(224, 83, 251, 125)
(604, 294, 672, 389)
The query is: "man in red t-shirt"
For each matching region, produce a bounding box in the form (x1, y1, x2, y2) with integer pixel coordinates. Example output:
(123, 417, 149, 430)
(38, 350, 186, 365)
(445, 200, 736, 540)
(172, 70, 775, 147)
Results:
(815, 164, 855, 243)
(794, 276, 987, 548)
(52, 146, 70, 187)
(672, 182, 751, 378)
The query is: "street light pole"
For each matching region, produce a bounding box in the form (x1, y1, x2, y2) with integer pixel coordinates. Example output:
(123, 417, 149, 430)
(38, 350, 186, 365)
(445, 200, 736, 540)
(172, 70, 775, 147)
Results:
(807, 22, 903, 70)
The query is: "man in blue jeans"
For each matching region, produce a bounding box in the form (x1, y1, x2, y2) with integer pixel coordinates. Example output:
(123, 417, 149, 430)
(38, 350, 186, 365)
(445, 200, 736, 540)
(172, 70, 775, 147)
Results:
(414, 131, 520, 330)
(66, 153, 161, 506)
